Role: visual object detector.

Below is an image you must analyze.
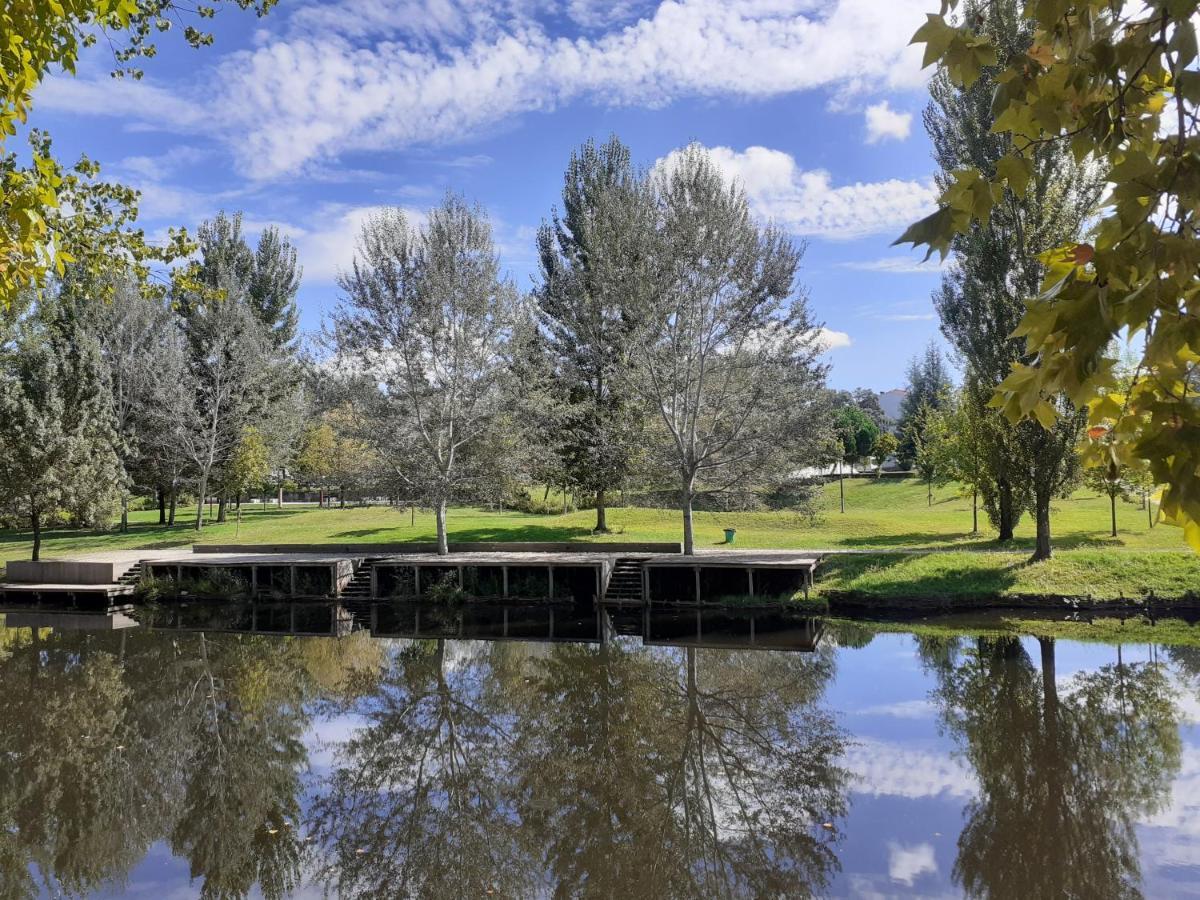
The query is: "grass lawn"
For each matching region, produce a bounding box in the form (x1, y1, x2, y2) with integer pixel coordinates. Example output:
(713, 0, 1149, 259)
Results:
(1, 477, 1196, 601)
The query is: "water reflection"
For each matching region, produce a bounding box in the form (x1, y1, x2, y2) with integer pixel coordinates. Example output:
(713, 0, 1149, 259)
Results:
(0, 608, 1196, 897)
(920, 636, 1182, 899)
(309, 638, 849, 898)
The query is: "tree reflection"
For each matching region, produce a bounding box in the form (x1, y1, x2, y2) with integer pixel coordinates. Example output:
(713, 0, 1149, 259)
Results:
(927, 636, 1182, 899)
(309, 638, 850, 898)
(309, 639, 527, 898)
(0, 623, 382, 899)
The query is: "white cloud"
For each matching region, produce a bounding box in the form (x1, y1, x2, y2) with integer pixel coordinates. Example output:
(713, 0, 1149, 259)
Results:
(51, 0, 927, 180)
(660, 145, 937, 240)
(888, 842, 938, 886)
(814, 327, 852, 352)
(865, 100, 913, 144)
(840, 256, 948, 275)
(858, 698, 936, 719)
(845, 738, 976, 799)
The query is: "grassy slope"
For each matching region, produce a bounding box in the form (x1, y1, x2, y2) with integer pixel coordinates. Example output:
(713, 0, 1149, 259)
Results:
(1, 478, 1196, 599)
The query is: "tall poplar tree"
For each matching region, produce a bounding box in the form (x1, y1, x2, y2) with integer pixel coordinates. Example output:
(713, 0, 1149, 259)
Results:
(534, 136, 653, 532)
(925, 0, 1099, 557)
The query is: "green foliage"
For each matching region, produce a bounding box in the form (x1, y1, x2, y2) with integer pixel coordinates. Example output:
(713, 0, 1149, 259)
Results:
(897, 342, 953, 465)
(226, 426, 270, 496)
(1, 2, 275, 310)
(0, 297, 123, 558)
(902, 0, 1200, 551)
(834, 404, 879, 466)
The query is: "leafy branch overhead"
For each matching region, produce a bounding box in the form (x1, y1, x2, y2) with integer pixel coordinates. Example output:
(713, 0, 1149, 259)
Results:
(1, 0, 275, 309)
(899, 0, 1200, 550)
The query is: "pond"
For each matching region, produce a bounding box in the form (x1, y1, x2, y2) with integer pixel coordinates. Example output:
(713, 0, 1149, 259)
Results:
(1, 605, 1197, 898)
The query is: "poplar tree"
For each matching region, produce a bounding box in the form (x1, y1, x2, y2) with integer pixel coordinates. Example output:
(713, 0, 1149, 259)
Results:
(924, 0, 1099, 557)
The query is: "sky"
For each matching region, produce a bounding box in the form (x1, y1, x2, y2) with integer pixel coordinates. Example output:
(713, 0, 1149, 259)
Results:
(31, 0, 952, 391)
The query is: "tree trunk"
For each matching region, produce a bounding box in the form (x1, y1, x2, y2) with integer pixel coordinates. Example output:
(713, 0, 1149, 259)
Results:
(595, 489, 609, 533)
(1148, 493, 1155, 528)
(278, 481, 284, 508)
(1031, 487, 1052, 561)
(927, 478, 932, 506)
(158, 487, 167, 525)
(997, 479, 1015, 542)
(682, 478, 696, 556)
(1039, 636, 1059, 741)
(1110, 492, 1118, 537)
(217, 495, 227, 524)
(195, 476, 208, 531)
(319, 487, 325, 508)
(168, 492, 176, 527)
(30, 508, 41, 562)
(120, 495, 129, 533)
(435, 500, 448, 556)
(340, 486, 346, 509)
(562, 483, 569, 515)
(839, 463, 845, 513)
(972, 489, 978, 534)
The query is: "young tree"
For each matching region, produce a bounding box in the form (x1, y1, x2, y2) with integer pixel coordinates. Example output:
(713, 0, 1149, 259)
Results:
(0, 300, 122, 559)
(296, 423, 337, 508)
(896, 343, 952, 467)
(225, 426, 270, 534)
(1083, 459, 1131, 539)
(332, 197, 520, 555)
(872, 432, 898, 479)
(534, 136, 653, 532)
(629, 144, 830, 554)
(833, 404, 879, 513)
(907, 400, 953, 507)
(900, 0, 1200, 550)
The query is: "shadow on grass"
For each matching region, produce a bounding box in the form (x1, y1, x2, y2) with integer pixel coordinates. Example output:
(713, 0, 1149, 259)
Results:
(0, 505, 315, 547)
(820, 552, 1022, 599)
(837, 531, 977, 548)
(331, 523, 599, 542)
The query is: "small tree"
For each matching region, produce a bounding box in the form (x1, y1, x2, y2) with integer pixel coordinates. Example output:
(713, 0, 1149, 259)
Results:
(226, 426, 270, 535)
(897, 343, 952, 467)
(1083, 460, 1131, 539)
(907, 401, 953, 508)
(872, 432, 898, 479)
(834, 405, 879, 513)
(296, 423, 337, 507)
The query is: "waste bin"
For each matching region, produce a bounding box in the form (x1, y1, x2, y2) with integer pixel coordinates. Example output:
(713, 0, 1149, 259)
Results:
(723, 528, 736, 545)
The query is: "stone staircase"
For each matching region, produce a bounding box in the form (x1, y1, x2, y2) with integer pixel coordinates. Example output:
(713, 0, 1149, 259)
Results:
(115, 562, 144, 588)
(603, 557, 647, 603)
(340, 558, 384, 600)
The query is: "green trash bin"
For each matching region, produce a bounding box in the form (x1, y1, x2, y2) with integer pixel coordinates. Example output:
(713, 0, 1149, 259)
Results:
(723, 528, 736, 545)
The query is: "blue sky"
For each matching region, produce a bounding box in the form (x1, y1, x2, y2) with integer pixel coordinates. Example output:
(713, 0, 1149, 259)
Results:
(33, 0, 951, 390)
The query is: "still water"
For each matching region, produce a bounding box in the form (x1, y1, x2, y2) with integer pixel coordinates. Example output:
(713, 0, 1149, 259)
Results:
(1, 604, 1198, 898)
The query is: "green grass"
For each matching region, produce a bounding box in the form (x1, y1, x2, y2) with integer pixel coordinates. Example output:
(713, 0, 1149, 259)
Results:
(1, 478, 1196, 602)
(813, 550, 1200, 602)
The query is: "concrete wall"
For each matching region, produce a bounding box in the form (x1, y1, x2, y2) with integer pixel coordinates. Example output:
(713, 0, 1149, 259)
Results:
(5, 561, 118, 584)
(193, 541, 682, 555)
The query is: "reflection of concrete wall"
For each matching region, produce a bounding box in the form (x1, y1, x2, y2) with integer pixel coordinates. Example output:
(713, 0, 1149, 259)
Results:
(5, 561, 117, 584)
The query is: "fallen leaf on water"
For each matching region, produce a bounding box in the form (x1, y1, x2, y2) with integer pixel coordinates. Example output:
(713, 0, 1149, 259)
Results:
(821, 823, 834, 829)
